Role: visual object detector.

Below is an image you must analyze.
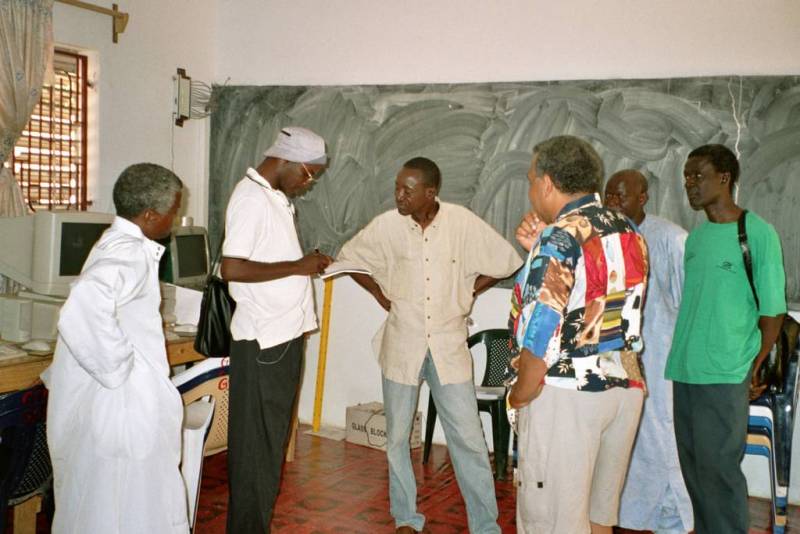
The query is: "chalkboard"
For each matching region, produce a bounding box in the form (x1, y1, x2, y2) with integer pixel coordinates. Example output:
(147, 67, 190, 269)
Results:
(209, 77, 800, 304)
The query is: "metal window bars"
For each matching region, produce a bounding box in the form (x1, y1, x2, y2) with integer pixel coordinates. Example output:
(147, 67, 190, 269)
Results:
(10, 51, 88, 212)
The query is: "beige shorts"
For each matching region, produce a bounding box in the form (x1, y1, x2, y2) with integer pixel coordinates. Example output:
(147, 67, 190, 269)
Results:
(516, 385, 644, 534)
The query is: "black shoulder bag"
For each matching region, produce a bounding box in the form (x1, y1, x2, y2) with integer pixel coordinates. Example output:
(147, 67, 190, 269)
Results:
(194, 236, 236, 358)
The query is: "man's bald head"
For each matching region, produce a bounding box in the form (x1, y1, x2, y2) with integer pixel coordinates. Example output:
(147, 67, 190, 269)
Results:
(610, 169, 648, 195)
(604, 169, 649, 224)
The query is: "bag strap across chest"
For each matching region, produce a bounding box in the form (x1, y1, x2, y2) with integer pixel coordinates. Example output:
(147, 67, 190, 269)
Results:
(737, 209, 760, 309)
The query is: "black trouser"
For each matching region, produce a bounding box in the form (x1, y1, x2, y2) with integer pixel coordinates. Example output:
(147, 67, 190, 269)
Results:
(673, 375, 750, 534)
(226, 336, 304, 534)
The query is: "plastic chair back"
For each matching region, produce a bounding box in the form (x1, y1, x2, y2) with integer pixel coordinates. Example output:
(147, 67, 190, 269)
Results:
(173, 358, 230, 456)
(180, 395, 215, 532)
(468, 329, 512, 388)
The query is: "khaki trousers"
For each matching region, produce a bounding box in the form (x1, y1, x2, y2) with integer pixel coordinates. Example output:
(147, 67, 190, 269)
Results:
(516, 385, 643, 534)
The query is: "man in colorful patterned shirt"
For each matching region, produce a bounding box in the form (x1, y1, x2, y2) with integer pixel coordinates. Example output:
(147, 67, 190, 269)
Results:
(507, 136, 649, 534)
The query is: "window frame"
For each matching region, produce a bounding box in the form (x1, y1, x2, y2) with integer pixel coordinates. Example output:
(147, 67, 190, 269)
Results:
(11, 49, 89, 211)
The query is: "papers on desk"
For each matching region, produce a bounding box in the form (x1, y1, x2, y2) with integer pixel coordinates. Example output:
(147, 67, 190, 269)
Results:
(161, 283, 203, 327)
(175, 285, 203, 326)
(320, 261, 371, 280)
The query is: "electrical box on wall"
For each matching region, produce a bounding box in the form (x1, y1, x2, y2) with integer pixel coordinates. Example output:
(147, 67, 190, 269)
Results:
(173, 68, 214, 127)
(174, 68, 191, 126)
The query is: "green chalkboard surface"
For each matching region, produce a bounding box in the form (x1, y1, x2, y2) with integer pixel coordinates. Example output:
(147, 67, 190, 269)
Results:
(210, 77, 800, 303)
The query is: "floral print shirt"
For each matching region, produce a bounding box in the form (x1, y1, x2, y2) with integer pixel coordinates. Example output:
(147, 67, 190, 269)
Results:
(508, 193, 649, 392)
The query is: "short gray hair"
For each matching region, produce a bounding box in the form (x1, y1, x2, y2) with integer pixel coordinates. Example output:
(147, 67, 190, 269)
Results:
(534, 135, 604, 195)
(113, 163, 183, 219)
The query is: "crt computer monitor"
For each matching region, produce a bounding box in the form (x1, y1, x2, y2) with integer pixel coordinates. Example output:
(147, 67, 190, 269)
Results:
(169, 226, 210, 288)
(0, 211, 114, 298)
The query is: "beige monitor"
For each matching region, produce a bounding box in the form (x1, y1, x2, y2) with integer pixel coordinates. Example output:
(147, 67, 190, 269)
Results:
(170, 225, 210, 288)
(0, 211, 114, 298)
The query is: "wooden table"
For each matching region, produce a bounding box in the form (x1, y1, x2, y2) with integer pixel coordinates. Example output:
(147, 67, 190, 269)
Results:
(0, 338, 205, 394)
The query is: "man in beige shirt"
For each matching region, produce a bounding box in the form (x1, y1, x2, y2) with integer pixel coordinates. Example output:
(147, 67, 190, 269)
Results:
(339, 157, 522, 534)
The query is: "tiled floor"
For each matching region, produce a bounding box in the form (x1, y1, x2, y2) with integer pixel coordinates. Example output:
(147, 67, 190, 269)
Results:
(196, 426, 515, 533)
(194, 424, 799, 533)
(7, 424, 796, 532)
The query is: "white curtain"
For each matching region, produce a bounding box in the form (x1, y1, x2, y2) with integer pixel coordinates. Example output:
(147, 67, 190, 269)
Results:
(0, 0, 54, 292)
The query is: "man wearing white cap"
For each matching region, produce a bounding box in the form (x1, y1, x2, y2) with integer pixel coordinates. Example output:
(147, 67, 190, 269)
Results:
(221, 126, 333, 533)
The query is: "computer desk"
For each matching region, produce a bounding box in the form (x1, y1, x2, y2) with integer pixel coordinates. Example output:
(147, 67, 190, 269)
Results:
(0, 337, 205, 394)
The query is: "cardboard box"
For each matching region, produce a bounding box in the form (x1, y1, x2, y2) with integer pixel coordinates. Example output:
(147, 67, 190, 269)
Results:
(345, 401, 421, 451)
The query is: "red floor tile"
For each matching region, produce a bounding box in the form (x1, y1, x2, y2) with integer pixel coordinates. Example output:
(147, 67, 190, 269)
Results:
(6, 424, 797, 533)
(193, 424, 800, 533)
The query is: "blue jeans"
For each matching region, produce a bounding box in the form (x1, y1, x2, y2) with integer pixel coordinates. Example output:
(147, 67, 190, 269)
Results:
(382, 353, 500, 533)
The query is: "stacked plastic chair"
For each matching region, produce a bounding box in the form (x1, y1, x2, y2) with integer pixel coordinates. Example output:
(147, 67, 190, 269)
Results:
(747, 404, 785, 533)
(746, 318, 799, 534)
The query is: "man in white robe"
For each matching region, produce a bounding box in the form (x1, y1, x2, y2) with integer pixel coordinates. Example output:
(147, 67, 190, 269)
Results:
(605, 169, 692, 534)
(42, 163, 188, 534)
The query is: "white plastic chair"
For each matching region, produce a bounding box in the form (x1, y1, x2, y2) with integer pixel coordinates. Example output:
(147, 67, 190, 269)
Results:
(180, 395, 215, 531)
(172, 357, 230, 456)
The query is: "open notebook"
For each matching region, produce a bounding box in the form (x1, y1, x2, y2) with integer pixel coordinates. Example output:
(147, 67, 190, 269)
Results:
(320, 261, 371, 280)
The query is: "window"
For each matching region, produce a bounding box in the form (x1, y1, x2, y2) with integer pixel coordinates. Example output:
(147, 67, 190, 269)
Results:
(11, 50, 88, 211)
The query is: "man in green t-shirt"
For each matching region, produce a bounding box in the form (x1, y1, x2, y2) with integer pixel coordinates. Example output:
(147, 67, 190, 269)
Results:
(665, 144, 786, 534)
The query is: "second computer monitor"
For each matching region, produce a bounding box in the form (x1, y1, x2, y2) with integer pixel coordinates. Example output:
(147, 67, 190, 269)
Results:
(170, 226, 210, 288)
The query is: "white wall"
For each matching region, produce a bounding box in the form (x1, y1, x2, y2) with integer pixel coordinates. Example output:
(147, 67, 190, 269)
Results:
(215, 0, 800, 85)
(53, 0, 217, 223)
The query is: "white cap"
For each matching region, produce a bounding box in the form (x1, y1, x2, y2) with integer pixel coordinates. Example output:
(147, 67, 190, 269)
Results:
(263, 126, 327, 165)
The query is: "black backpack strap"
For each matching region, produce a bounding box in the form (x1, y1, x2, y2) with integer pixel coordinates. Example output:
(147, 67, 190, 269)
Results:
(737, 209, 760, 309)
(208, 233, 225, 283)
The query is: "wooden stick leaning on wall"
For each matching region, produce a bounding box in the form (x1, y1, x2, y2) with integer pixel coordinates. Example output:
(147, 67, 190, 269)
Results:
(55, 0, 129, 43)
(288, 278, 333, 458)
(312, 278, 334, 432)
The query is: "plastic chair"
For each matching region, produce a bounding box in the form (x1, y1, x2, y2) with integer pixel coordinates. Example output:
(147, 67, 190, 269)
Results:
(748, 405, 781, 507)
(0, 385, 51, 534)
(172, 357, 230, 456)
(749, 405, 774, 435)
(746, 317, 799, 534)
(423, 329, 512, 480)
(745, 432, 786, 533)
(180, 395, 215, 532)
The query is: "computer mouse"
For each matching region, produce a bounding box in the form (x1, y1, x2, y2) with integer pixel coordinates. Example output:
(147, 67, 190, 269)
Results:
(22, 339, 52, 353)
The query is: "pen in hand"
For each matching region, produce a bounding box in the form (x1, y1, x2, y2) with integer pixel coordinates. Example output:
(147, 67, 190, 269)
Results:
(312, 248, 333, 274)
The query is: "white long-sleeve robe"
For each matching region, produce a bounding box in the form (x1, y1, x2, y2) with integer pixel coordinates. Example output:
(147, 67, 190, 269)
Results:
(618, 214, 692, 532)
(41, 216, 189, 534)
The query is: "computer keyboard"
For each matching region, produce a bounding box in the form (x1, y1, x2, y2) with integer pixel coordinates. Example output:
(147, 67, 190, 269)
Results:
(0, 342, 28, 361)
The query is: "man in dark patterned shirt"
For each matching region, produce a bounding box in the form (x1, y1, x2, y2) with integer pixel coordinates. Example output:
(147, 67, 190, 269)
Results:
(507, 136, 649, 534)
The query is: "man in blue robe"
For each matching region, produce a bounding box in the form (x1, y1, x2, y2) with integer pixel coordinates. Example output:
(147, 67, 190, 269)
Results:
(605, 169, 693, 533)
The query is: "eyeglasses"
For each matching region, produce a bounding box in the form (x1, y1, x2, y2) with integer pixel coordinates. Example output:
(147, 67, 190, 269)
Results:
(300, 162, 317, 182)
